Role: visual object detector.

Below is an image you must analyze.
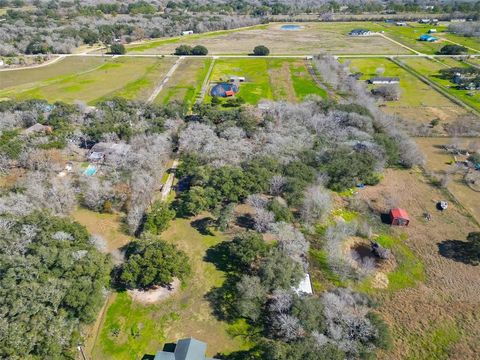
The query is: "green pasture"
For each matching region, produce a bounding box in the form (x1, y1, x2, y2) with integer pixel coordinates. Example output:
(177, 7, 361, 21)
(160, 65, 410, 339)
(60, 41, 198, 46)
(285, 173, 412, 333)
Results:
(91, 217, 248, 360)
(343, 57, 459, 108)
(0, 57, 175, 104)
(156, 58, 212, 109)
(402, 57, 480, 112)
(205, 58, 326, 105)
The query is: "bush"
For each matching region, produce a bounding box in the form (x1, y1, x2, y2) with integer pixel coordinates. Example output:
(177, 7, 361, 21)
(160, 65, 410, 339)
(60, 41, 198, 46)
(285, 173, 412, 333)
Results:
(438, 44, 468, 55)
(174, 44, 193, 55)
(253, 45, 270, 56)
(144, 201, 176, 235)
(191, 45, 208, 55)
(120, 237, 191, 289)
(109, 43, 126, 54)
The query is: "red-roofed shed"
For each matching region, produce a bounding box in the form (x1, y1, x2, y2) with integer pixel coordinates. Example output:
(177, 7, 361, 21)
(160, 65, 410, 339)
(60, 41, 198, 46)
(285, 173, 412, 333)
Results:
(390, 208, 410, 226)
(225, 90, 235, 97)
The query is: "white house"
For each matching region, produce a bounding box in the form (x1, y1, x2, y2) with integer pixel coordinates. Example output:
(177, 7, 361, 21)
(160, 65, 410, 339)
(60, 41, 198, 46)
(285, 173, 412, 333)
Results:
(182, 30, 194, 36)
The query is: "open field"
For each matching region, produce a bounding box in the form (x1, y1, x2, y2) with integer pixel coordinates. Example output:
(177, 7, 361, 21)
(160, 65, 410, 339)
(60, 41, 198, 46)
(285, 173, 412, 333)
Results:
(0, 57, 175, 104)
(155, 57, 211, 108)
(344, 57, 468, 126)
(127, 22, 410, 55)
(401, 57, 480, 113)
(415, 137, 480, 224)
(356, 169, 480, 359)
(90, 216, 248, 360)
(205, 58, 326, 105)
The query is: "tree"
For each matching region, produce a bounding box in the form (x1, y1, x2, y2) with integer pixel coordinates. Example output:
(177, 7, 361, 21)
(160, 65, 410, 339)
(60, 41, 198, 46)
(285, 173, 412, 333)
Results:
(120, 237, 191, 289)
(438, 44, 468, 55)
(226, 232, 268, 271)
(467, 232, 480, 261)
(174, 44, 193, 55)
(372, 84, 401, 101)
(216, 202, 235, 231)
(191, 44, 208, 55)
(253, 45, 270, 56)
(109, 43, 126, 54)
(144, 201, 176, 235)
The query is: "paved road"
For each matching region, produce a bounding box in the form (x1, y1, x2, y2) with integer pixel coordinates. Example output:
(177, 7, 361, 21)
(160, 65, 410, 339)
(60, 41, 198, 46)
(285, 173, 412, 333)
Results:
(146, 56, 184, 103)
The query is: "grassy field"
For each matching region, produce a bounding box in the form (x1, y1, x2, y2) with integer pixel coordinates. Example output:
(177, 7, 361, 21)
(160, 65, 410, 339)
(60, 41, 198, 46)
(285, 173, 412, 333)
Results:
(343, 57, 468, 125)
(0, 57, 175, 104)
(90, 216, 248, 360)
(155, 57, 211, 109)
(205, 58, 326, 105)
(127, 22, 409, 55)
(401, 57, 480, 113)
(379, 21, 480, 54)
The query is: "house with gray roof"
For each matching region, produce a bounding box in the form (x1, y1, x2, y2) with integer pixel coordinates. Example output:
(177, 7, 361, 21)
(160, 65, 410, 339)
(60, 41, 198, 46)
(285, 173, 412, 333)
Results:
(154, 338, 218, 360)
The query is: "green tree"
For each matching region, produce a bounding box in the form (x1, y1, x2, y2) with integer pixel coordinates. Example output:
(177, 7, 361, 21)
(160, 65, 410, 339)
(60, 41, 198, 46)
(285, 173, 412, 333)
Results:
(253, 45, 270, 56)
(467, 232, 480, 261)
(216, 202, 235, 231)
(121, 237, 191, 289)
(226, 232, 268, 271)
(109, 43, 126, 54)
(438, 44, 468, 55)
(191, 44, 208, 55)
(174, 44, 193, 55)
(144, 201, 176, 234)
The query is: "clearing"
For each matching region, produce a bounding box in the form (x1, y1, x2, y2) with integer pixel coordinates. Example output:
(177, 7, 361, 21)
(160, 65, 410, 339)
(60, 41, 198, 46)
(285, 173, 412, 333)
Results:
(0, 57, 176, 104)
(90, 216, 248, 360)
(127, 22, 409, 55)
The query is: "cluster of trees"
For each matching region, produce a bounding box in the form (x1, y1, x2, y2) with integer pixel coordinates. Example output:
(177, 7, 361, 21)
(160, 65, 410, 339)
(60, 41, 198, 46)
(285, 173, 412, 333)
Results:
(438, 44, 468, 55)
(208, 232, 390, 360)
(439, 66, 480, 89)
(449, 21, 480, 38)
(174, 44, 208, 55)
(0, 212, 111, 359)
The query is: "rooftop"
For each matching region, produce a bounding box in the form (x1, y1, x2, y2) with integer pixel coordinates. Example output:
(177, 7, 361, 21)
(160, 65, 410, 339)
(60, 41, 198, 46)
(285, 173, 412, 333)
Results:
(154, 338, 218, 360)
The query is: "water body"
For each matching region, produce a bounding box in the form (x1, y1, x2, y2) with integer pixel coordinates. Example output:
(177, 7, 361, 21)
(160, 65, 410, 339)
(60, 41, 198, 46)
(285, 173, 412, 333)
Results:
(281, 24, 303, 31)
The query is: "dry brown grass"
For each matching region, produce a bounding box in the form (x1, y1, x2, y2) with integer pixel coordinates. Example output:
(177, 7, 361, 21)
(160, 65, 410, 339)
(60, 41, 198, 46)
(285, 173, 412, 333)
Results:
(357, 169, 480, 359)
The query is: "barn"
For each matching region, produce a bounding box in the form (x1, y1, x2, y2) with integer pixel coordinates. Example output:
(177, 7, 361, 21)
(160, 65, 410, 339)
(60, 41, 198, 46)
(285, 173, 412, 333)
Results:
(390, 208, 410, 226)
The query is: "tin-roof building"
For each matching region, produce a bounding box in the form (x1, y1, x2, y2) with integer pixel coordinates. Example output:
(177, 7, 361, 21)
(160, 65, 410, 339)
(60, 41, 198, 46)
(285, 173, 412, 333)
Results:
(154, 338, 218, 360)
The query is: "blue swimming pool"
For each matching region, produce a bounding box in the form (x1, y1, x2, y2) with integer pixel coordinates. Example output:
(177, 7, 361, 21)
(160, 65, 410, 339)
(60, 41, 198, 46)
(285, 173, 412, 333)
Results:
(84, 165, 97, 176)
(281, 24, 302, 31)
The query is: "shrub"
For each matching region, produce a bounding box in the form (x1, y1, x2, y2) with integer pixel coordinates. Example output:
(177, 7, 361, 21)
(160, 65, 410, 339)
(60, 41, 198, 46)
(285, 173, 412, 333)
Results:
(438, 44, 468, 55)
(144, 201, 176, 234)
(174, 44, 193, 55)
(109, 43, 126, 54)
(253, 45, 270, 56)
(191, 45, 208, 55)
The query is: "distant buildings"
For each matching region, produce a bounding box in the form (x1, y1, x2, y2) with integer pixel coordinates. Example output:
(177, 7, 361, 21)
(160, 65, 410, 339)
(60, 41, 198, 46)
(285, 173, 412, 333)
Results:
(181, 30, 194, 36)
(368, 77, 400, 85)
(154, 338, 218, 360)
(396, 22, 407, 26)
(349, 29, 372, 36)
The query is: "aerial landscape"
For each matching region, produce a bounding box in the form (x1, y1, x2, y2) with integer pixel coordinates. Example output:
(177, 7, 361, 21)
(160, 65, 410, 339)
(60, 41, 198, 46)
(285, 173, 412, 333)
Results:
(1, 0, 480, 359)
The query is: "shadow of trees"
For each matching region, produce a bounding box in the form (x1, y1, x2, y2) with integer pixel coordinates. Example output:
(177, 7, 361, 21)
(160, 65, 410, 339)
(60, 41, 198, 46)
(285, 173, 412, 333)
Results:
(438, 240, 479, 265)
(191, 217, 215, 236)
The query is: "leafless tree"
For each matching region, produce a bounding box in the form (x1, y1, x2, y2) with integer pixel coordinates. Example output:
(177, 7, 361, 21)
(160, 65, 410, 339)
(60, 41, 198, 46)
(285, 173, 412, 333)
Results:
(300, 185, 332, 225)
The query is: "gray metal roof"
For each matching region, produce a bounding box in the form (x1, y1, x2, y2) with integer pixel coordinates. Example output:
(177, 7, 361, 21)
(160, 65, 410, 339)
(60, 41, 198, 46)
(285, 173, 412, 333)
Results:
(175, 338, 208, 360)
(154, 351, 175, 360)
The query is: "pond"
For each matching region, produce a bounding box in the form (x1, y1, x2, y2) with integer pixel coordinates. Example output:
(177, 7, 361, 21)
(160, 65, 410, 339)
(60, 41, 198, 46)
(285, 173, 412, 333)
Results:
(281, 24, 303, 31)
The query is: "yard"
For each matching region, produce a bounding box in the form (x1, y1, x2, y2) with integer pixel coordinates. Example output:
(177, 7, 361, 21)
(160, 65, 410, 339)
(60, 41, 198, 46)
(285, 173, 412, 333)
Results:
(343, 57, 468, 126)
(89, 216, 249, 360)
(205, 58, 326, 105)
(127, 22, 409, 55)
(0, 57, 176, 104)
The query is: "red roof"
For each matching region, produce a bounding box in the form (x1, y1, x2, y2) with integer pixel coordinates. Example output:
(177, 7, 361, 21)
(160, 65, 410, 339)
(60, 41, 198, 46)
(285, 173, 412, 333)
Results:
(390, 208, 409, 220)
(225, 90, 234, 97)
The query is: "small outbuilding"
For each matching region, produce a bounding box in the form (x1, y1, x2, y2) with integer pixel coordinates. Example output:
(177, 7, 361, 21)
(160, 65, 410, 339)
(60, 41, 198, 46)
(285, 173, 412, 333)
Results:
(419, 34, 438, 42)
(210, 83, 238, 98)
(349, 29, 372, 36)
(368, 77, 400, 85)
(293, 273, 313, 296)
(181, 30, 194, 36)
(390, 208, 410, 226)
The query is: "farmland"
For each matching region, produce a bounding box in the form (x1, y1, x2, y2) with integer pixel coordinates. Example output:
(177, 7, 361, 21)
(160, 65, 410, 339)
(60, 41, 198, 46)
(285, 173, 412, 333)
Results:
(1, 17, 480, 360)
(127, 22, 409, 55)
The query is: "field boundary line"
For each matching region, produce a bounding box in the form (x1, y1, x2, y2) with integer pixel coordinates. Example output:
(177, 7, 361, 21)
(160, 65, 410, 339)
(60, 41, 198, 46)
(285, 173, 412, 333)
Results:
(376, 33, 422, 55)
(196, 56, 216, 104)
(390, 57, 480, 117)
(146, 56, 184, 104)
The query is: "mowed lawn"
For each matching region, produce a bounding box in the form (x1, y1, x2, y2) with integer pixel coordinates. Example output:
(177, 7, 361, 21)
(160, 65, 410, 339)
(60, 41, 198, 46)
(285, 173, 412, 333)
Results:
(91, 216, 248, 360)
(205, 58, 326, 105)
(402, 57, 480, 113)
(343, 57, 467, 124)
(127, 22, 409, 55)
(155, 57, 212, 109)
(0, 56, 175, 104)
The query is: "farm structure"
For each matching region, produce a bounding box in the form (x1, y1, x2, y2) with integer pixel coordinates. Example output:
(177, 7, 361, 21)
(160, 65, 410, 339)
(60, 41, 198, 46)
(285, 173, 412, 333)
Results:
(349, 29, 373, 36)
(154, 337, 218, 360)
(419, 34, 438, 42)
(390, 208, 410, 226)
(368, 77, 400, 84)
(210, 83, 239, 98)
(182, 30, 194, 36)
